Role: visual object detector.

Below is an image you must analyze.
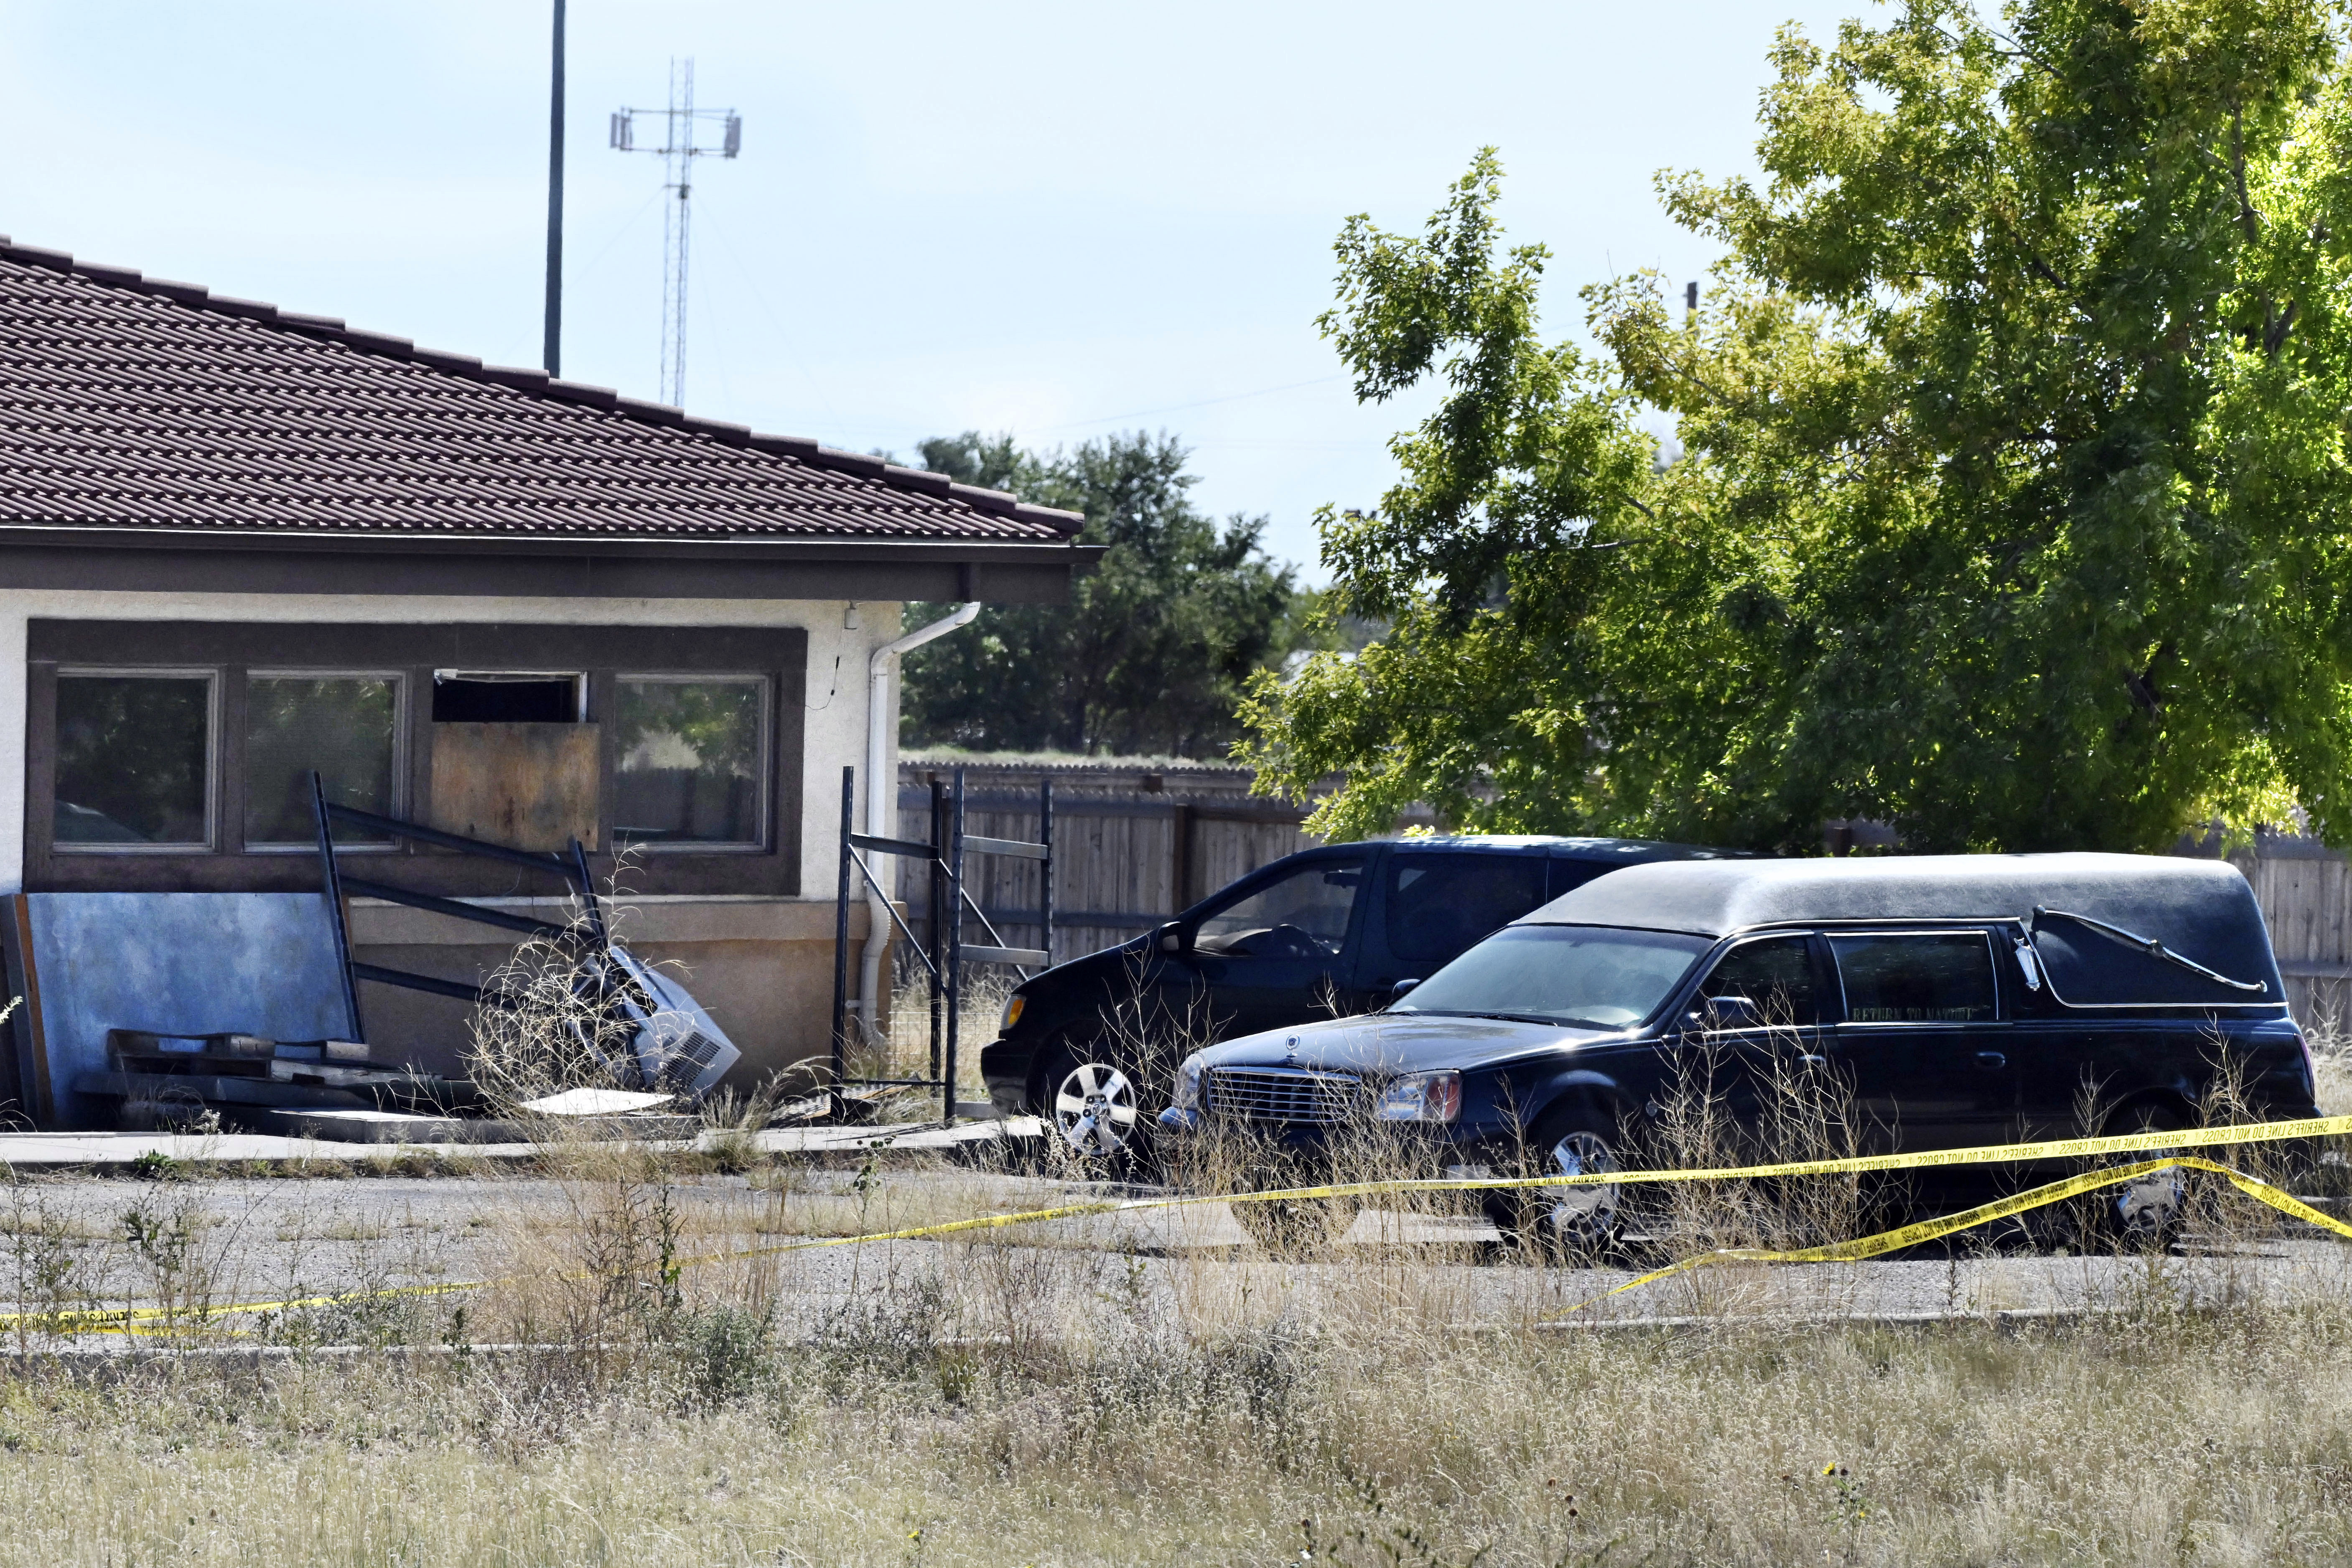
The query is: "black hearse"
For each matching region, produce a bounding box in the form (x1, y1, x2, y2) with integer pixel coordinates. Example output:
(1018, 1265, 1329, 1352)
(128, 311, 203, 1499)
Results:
(1155, 854, 2319, 1248)
(981, 835, 1744, 1155)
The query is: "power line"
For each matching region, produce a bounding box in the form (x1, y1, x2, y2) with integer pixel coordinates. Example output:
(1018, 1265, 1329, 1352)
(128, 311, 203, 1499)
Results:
(694, 201, 844, 432)
(1035, 374, 1348, 433)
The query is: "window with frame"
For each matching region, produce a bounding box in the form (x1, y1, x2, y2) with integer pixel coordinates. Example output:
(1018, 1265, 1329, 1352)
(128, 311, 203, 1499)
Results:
(28, 621, 805, 895)
(611, 676, 768, 848)
(1700, 935, 1819, 1025)
(1385, 853, 1549, 963)
(1830, 932, 1997, 1023)
(1194, 856, 1367, 959)
(244, 674, 402, 848)
(431, 671, 584, 723)
(53, 672, 214, 850)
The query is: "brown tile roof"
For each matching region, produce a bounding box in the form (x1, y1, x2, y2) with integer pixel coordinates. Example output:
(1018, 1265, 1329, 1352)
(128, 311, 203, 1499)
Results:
(0, 239, 1086, 545)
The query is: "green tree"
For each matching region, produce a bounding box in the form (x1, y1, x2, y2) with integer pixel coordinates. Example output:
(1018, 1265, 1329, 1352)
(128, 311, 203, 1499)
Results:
(1244, 0, 2352, 853)
(902, 431, 1300, 756)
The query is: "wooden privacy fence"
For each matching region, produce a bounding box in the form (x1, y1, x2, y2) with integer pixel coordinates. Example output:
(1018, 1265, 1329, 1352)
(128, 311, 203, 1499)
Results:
(896, 756, 1416, 966)
(2223, 832, 2352, 1031)
(898, 757, 2352, 1032)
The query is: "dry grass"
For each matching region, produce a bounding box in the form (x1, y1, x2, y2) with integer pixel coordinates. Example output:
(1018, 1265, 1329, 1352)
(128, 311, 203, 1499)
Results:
(821, 960, 1015, 1123)
(0, 1101, 2341, 1563)
(0, 969, 2344, 1560)
(0, 1255, 2348, 1564)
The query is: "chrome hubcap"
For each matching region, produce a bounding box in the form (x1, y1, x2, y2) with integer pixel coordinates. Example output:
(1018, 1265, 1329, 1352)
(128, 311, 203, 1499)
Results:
(1053, 1060, 1139, 1155)
(2116, 1168, 2186, 1234)
(2114, 1117, 2187, 1237)
(1544, 1130, 1621, 1240)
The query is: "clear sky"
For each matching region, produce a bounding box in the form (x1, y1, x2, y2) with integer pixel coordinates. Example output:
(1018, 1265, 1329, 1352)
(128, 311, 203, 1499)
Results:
(0, 1, 1866, 580)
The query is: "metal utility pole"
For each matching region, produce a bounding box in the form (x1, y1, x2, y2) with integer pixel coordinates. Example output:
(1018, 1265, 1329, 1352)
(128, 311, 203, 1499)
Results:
(542, 0, 566, 376)
(610, 60, 742, 408)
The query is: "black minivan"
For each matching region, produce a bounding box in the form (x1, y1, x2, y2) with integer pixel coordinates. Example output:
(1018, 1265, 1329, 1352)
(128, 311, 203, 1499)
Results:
(1156, 854, 2320, 1247)
(980, 835, 1741, 1155)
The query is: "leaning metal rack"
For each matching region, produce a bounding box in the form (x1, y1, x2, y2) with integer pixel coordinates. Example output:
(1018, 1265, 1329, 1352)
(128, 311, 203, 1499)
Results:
(309, 770, 608, 1044)
(830, 763, 1053, 1124)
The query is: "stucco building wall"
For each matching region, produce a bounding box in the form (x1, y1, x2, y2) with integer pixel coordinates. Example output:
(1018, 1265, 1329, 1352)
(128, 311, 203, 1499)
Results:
(0, 590, 906, 1089)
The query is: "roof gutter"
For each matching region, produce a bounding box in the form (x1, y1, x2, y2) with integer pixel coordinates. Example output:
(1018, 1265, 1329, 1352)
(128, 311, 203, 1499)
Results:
(859, 602, 982, 1041)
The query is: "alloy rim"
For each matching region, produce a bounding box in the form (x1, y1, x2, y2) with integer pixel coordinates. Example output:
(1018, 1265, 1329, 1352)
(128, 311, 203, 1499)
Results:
(2115, 1168, 2186, 1235)
(2113, 1112, 2187, 1237)
(1053, 1060, 1139, 1155)
(1543, 1130, 1621, 1241)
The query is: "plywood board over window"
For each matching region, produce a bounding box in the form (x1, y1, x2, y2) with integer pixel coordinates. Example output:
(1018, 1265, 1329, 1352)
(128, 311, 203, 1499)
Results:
(428, 723, 601, 851)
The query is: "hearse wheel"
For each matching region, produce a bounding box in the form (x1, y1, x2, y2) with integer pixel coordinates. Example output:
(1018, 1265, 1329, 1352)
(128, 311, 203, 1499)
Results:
(1485, 1105, 1639, 1261)
(1041, 1044, 1147, 1165)
(2096, 1101, 2191, 1251)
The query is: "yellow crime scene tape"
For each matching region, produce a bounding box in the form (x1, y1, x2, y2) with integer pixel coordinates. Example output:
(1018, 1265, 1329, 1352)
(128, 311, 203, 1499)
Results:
(17, 1112, 2352, 1336)
(1545, 1156, 2352, 1317)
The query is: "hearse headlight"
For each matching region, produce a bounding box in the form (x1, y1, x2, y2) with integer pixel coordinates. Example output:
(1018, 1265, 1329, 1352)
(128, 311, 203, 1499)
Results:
(999, 993, 1026, 1033)
(1172, 1054, 1207, 1110)
(1377, 1071, 1462, 1124)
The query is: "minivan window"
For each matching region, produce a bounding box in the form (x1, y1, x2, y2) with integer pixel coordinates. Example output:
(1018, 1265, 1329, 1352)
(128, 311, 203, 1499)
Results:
(1385, 853, 1548, 963)
(1395, 925, 1711, 1028)
(1830, 932, 1996, 1023)
(1195, 856, 1365, 958)
(1701, 936, 1818, 1025)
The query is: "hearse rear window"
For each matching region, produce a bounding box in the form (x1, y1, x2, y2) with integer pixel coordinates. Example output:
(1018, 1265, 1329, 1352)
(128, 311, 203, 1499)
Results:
(1830, 932, 1996, 1023)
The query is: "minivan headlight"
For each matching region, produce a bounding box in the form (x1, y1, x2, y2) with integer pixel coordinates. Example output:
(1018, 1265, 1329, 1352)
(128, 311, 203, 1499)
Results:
(1172, 1054, 1207, 1110)
(999, 993, 1025, 1033)
(1377, 1071, 1461, 1123)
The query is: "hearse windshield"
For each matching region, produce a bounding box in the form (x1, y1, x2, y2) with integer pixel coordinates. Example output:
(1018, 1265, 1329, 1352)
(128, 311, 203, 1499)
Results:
(1394, 925, 1712, 1028)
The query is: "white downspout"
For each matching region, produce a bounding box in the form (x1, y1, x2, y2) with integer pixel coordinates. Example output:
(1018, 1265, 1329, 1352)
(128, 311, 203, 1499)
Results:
(859, 601, 981, 1040)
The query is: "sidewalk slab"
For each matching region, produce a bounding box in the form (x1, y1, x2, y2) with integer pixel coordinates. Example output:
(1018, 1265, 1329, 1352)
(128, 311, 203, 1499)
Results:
(0, 1116, 1047, 1168)
(751, 1116, 1045, 1154)
(0, 1130, 540, 1166)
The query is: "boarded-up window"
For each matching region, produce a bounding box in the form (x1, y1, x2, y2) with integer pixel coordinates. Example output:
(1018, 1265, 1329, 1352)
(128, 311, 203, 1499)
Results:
(613, 677, 766, 848)
(245, 675, 400, 847)
(54, 673, 212, 849)
(428, 725, 601, 852)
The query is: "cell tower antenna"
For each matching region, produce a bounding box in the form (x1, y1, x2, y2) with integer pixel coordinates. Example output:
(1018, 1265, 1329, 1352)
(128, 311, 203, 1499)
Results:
(610, 59, 742, 408)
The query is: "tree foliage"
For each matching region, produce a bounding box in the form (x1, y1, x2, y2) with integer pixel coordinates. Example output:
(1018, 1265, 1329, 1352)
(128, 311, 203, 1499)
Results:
(1243, 0, 2352, 853)
(901, 431, 1301, 756)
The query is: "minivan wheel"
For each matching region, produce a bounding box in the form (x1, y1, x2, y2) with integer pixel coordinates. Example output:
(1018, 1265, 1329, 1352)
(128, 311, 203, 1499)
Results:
(1485, 1107, 1634, 1260)
(1041, 1045, 1146, 1162)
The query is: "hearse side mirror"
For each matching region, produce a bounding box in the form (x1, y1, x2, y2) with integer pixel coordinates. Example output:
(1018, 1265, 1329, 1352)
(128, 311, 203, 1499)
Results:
(1154, 921, 1188, 954)
(1694, 994, 1764, 1030)
(1389, 977, 1421, 1003)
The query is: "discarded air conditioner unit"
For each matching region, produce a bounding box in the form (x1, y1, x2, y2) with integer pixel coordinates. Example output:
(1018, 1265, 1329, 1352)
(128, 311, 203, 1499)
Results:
(601, 945, 737, 1095)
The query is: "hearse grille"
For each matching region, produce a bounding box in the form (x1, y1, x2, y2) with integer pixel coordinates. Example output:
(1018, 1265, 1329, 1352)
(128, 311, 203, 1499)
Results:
(1204, 1067, 1363, 1125)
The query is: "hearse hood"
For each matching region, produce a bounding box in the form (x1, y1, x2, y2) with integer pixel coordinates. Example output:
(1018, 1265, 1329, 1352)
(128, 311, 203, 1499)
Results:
(1201, 1011, 1616, 1076)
